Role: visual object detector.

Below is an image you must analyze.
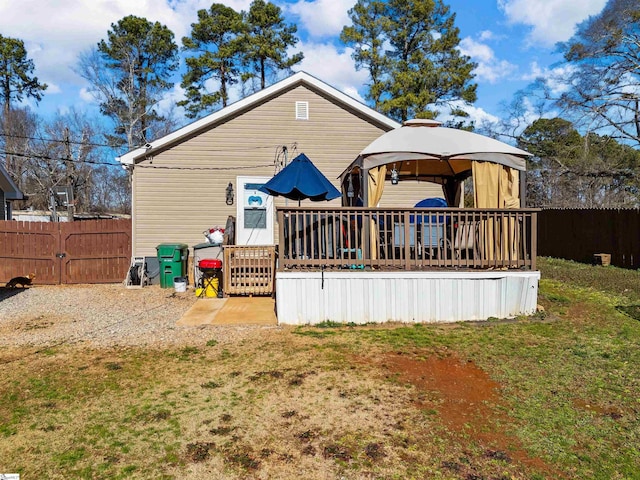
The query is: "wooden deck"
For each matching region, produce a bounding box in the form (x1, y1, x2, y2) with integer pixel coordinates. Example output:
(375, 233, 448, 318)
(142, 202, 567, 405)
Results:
(276, 207, 538, 271)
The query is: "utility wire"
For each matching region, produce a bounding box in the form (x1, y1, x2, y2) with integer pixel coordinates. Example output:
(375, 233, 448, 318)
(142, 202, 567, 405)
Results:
(0, 132, 117, 149)
(0, 132, 288, 154)
(0, 146, 295, 171)
(1, 150, 120, 166)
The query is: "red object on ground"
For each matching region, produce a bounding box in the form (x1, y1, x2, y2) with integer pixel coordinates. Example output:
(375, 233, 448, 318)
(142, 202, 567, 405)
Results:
(199, 258, 222, 269)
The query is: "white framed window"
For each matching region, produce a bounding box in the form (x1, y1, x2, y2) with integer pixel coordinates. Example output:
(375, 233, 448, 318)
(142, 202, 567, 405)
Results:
(295, 101, 309, 120)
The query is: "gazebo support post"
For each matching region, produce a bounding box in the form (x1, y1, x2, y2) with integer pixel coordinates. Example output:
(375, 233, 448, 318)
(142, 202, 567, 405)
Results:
(519, 170, 526, 207)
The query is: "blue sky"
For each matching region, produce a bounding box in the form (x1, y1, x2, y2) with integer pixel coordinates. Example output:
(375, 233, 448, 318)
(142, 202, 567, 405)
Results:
(0, 0, 608, 128)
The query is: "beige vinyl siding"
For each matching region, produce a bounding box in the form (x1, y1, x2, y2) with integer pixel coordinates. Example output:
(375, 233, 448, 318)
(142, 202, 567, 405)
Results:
(376, 179, 444, 208)
(132, 85, 393, 256)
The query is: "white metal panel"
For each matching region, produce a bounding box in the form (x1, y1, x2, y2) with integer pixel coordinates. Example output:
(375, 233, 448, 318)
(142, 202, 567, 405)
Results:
(276, 271, 540, 325)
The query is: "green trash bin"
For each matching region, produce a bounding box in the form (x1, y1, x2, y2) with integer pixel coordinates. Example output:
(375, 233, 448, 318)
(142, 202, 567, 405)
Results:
(156, 243, 189, 288)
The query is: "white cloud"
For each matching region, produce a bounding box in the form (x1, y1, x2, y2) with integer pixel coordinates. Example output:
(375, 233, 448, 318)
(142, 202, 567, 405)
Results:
(157, 83, 185, 113)
(0, 0, 251, 92)
(79, 87, 95, 104)
(288, 0, 351, 39)
(506, 96, 552, 132)
(459, 37, 516, 84)
(45, 83, 61, 95)
(478, 30, 495, 42)
(342, 86, 366, 104)
(294, 41, 368, 102)
(465, 104, 500, 126)
(521, 61, 575, 95)
(498, 0, 607, 46)
(439, 100, 500, 126)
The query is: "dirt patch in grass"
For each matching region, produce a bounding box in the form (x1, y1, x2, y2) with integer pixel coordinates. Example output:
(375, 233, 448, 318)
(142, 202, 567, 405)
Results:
(572, 399, 624, 420)
(185, 442, 215, 462)
(377, 352, 558, 477)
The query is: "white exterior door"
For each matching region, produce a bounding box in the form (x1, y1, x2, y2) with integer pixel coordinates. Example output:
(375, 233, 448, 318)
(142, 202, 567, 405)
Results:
(236, 176, 274, 245)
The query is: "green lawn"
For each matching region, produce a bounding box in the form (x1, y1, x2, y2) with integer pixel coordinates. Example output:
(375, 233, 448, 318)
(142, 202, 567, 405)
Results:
(0, 257, 638, 479)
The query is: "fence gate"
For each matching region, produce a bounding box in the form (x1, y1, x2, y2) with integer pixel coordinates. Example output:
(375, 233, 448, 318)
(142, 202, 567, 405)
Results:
(0, 219, 131, 285)
(0, 221, 60, 284)
(223, 245, 276, 296)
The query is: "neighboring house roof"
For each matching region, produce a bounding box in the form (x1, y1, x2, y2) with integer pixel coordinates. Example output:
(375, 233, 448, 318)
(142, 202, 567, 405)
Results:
(116, 71, 400, 166)
(0, 162, 23, 200)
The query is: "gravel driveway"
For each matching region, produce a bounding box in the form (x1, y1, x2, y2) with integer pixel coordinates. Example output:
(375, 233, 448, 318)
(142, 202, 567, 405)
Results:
(0, 284, 273, 348)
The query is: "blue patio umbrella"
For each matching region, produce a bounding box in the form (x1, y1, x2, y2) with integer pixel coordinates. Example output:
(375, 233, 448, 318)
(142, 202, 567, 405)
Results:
(259, 153, 340, 203)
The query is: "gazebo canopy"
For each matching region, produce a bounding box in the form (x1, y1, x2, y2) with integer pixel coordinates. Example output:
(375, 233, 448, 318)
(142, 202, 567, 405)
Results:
(339, 119, 532, 209)
(340, 119, 531, 184)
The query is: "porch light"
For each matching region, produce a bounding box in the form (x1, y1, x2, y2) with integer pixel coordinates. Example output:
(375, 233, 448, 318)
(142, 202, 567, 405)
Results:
(225, 182, 234, 205)
(391, 166, 399, 185)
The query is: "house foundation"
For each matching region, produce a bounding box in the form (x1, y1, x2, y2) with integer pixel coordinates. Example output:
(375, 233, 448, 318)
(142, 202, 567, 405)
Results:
(276, 270, 539, 325)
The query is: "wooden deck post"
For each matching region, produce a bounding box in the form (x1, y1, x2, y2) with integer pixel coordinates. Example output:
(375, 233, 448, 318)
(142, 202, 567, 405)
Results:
(531, 211, 537, 271)
(276, 209, 284, 271)
(520, 170, 527, 207)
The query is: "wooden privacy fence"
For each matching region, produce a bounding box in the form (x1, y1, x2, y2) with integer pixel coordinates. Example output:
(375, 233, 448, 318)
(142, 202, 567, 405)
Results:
(223, 245, 276, 296)
(0, 219, 131, 284)
(538, 208, 640, 269)
(277, 207, 538, 271)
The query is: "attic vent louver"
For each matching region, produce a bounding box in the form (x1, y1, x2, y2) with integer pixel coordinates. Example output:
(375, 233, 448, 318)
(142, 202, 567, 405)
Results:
(295, 101, 309, 120)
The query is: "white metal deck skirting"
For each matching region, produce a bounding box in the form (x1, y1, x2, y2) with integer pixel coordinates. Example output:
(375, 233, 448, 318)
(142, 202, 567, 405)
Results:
(276, 271, 540, 325)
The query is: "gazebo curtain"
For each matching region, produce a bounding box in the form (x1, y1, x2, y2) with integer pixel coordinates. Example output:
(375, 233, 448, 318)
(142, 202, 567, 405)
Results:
(367, 165, 387, 260)
(472, 162, 520, 262)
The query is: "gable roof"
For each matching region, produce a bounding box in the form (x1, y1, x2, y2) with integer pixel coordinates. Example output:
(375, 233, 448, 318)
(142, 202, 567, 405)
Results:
(117, 71, 400, 165)
(0, 162, 23, 200)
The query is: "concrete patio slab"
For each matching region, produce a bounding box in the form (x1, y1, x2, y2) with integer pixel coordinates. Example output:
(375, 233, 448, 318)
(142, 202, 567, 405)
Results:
(177, 297, 277, 326)
(177, 298, 227, 326)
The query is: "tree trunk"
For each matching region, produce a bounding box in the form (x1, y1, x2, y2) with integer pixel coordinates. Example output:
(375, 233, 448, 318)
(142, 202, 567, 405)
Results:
(221, 64, 228, 108)
(3, 90, 10, 170)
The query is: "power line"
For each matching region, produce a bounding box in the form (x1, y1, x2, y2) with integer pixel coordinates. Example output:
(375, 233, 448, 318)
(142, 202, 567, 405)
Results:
(0, 131, 292, 153)
(0, 132, 117, 149)
(0, 132, 294, 155)
(1, 150, 120, 167)
(1, 149, 284, 171)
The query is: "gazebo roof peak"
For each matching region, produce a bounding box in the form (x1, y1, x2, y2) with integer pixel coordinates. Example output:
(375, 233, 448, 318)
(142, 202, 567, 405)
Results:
(403, 119, 442, 127)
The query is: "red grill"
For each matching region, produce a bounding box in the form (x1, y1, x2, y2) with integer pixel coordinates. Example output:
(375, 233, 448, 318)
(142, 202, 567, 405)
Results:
(198, 258, 222, 270)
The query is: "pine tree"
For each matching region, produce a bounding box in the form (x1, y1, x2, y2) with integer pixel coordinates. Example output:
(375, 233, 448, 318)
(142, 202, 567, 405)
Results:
(0, 34, 47, 172)
(341, 0, 476, 122)
(79, 15, 178, 148)
(340, 0, 389, 108)
(180, 4, 245, 118)
(0, 35, 47, 116)
(243, 0, 303, 90)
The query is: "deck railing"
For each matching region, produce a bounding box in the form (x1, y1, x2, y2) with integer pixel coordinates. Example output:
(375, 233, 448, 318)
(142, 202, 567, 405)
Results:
(276, 207, 538, 271)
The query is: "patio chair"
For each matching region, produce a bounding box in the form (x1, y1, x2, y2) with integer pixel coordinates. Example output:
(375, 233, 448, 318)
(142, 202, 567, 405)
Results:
(421, 221, 446, 257)
(393, 223, 416, 247)
(453, 220, 479, 259)
(392, 223, 417, 259)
